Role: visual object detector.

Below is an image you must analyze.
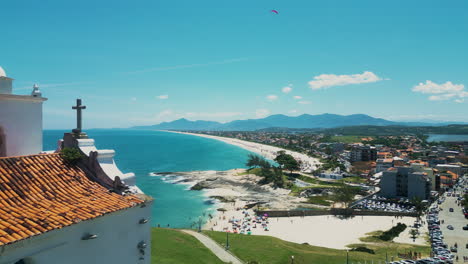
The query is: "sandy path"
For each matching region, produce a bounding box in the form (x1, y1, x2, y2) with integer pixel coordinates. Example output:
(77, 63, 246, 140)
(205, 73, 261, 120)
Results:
(182, 229, 243, 264)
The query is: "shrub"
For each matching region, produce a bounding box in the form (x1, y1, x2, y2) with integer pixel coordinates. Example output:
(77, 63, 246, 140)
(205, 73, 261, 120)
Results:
(350, 246, 375, 254)
(60, 147, 84, 165)
(378, 223, 407, 241)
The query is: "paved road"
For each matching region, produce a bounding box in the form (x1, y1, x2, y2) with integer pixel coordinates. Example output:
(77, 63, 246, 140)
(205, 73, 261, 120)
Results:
(438, 184, 467, 263)
(182, 229, 243, 264)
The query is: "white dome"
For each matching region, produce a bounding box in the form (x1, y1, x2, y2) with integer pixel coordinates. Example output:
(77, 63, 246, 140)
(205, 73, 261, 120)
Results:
(0, 66, 6, 77)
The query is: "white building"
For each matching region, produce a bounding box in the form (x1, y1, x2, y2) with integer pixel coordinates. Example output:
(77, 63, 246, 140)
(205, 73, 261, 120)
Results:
(319, 171, 343, 180)
(0, 67, 153, 264)
(410, 163, 436, 191)
(0, 66, 46, 156)
(376, 158, 393, 173)
(380, 167, 431, 200)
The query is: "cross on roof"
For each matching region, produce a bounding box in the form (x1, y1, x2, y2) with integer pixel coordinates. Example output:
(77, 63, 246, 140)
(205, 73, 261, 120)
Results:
(72, 99, 86, 132)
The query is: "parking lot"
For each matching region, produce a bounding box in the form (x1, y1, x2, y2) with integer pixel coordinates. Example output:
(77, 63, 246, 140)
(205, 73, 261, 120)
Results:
(438, 189, 467, 262)
(352, 194, 417, 213)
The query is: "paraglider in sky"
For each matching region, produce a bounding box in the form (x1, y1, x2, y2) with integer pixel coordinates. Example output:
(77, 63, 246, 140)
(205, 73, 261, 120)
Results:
(271, 10, 279, 14)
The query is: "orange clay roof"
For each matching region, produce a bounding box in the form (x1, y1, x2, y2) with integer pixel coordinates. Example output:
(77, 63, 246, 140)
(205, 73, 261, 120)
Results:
(0, 153, 145, 246)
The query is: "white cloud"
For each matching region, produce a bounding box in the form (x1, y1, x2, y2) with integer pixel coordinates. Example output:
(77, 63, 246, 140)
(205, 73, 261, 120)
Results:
(289, 109, 297, 114)
(266, 95, 278, 101)
(157, 95, 169, 99)
(412, 80, 467, 103)
(308, 71, 384, 90)
(293, 96, 302, 100)
(412, 81, 464, 94)
(428, 94, 457, 101)
(256, 109, 270, 118)
(282, 86, 292, 94)
(298, 100, 311, 105)
(131, 97, 137, 102)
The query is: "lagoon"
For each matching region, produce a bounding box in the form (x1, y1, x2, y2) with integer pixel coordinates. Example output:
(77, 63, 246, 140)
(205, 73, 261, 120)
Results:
(427, 134, 468, 142)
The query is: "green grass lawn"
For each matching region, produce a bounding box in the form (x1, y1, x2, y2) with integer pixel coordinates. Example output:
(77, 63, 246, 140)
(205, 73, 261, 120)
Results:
(339, 176, 368, 184)
(306, 195, 333, 206)
(151, 228, 225, 264)
(204, 231, 430, 264)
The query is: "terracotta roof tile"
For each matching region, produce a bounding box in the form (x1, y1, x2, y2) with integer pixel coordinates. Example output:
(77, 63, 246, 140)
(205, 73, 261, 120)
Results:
(0, 154, 144, 246)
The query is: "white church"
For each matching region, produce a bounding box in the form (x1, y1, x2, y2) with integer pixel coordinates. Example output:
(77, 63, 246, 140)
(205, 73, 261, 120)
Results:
(0, 66, 153, 264)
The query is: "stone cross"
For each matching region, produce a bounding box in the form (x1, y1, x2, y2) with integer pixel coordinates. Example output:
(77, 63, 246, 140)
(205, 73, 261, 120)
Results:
(72, 99, 86, 132)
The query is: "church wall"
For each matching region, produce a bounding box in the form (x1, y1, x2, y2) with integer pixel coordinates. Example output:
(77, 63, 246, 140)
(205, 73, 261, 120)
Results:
(0, 200, 153, 264)
(0, 98, 43, 156)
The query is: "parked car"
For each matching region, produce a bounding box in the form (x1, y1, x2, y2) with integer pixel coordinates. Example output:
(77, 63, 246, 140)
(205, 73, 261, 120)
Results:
(449, 208, 454, 212)
(447, 225, 454, 230)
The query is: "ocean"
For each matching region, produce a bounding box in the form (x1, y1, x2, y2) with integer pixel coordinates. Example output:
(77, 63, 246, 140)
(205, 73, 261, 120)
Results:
(43, 129, 254, 228)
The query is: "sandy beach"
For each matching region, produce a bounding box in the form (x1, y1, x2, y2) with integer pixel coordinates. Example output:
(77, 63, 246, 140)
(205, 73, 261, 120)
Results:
(205, 205, 428, 249)
(165, 131, 321, 173)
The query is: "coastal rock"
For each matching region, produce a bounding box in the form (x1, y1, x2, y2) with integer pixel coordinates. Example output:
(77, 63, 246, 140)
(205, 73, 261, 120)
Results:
(190, 182, 210, 191)
(171, 169, 306, 210)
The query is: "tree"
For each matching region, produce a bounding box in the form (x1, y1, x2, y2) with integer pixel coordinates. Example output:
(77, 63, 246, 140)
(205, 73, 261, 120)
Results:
(246, 154, 271, 170)
(272, 167, 285, 188)
(409, 229, 419, 242)
(246, 154, 261, 170)
(410, 197, 425, 220)
(333, 184, 357, 208)
(274, 151, 300, 174)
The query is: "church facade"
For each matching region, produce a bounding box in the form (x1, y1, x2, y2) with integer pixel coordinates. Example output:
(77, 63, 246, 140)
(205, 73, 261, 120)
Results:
(0, 67, 153, 264)
(0, 67, 46, 157)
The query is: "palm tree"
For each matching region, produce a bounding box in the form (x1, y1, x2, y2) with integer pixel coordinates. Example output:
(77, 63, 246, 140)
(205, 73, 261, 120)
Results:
(409, 229, 418, 242)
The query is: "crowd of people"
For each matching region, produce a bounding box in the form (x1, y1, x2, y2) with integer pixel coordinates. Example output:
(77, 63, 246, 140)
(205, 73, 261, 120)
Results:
(221, 210, 270, 234)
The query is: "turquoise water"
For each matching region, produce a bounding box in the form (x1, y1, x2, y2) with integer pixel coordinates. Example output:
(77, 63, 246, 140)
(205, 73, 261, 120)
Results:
(427, 134, 468, 142)
(43, 130, 254, 228)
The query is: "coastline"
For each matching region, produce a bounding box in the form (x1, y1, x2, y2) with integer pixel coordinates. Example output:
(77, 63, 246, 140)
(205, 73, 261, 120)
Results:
(148, 131, 426, 250)
(163, 130, 321, 173)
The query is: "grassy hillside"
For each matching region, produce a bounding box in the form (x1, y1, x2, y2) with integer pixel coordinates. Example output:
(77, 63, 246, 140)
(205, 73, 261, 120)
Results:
(150, 228, 430, 264)
(204, 231, 430, 264)
(151, 228, 224, 264)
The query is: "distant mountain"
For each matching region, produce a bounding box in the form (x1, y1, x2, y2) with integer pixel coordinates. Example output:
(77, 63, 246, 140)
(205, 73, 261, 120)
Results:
(131, 113, 410, 131)
(132, 118, 220, 131)
(131, 113, 467, 131)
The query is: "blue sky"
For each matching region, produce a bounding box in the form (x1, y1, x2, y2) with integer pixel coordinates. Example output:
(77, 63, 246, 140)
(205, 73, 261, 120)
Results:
(1, 0, 468, 129)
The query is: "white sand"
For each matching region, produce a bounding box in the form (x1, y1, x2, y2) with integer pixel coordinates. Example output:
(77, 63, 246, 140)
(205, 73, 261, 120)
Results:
(206, 208, 426, 249)
(166, 131, 321, 173)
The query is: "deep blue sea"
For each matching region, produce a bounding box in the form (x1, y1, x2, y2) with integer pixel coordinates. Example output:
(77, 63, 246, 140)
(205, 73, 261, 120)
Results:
(43, 130, 254, 228)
